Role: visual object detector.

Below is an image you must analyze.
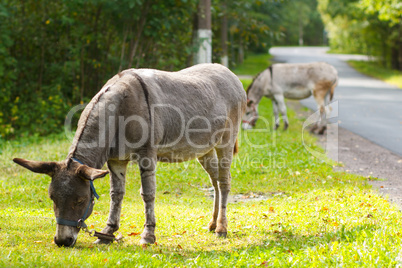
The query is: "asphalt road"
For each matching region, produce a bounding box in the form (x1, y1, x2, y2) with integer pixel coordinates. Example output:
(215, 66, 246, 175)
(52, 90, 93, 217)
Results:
(270, 47, 402, 157)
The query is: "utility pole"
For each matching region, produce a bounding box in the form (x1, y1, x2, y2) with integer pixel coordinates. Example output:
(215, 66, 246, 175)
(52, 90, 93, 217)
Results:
(195, 0, 212, 64)
(220, 0, 229, 67)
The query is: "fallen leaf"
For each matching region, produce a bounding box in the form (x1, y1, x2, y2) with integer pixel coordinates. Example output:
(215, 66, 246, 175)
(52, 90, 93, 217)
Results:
(177, 244, 183, 249)
(322, 207, 329, 211)
(34, 241, 42, 244)
(269, 207, 275, 213)
(128, 232, 141, 236)
(130, 225, 136, 228)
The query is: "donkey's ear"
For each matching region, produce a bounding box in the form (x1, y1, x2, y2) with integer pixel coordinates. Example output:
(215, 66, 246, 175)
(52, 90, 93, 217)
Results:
(13, 158, 59, 176)
(76, 165, 109, 181)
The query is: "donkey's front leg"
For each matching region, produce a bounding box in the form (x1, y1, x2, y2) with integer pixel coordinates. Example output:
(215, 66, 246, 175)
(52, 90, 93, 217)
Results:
(95, 160, 128, 244)
(139, 154, 157, 245)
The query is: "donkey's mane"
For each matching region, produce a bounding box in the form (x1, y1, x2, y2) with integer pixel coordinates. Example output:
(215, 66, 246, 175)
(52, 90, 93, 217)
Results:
(68, 86, 111, 160)
(246, 66, 271, 96)
(68, 71, 152, 162)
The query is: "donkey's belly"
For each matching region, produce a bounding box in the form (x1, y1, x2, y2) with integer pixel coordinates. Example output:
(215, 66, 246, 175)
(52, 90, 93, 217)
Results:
(156, 144, 215, 163)
(283, 87, 312, 100)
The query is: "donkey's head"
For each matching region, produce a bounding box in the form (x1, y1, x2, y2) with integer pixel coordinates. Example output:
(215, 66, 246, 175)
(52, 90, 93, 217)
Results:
(13, 158, 108, 247)
(242, 99, 259, 129)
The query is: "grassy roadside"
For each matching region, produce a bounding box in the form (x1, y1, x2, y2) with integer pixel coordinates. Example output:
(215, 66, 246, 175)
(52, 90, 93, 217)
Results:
(348, 60, 402, 88)
(1, 55, 402, 267)
(232, 53, 272, 76)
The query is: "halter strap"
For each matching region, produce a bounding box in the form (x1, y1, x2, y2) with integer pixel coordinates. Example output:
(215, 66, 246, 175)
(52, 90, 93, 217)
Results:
(72, 157, 84, 165)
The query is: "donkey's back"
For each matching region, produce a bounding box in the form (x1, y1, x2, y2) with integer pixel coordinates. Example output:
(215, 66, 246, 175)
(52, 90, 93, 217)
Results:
(111, 63, 246, 162)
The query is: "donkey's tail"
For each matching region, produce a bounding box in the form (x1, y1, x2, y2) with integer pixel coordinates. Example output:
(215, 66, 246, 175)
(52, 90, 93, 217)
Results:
(233, 139, 239, 155)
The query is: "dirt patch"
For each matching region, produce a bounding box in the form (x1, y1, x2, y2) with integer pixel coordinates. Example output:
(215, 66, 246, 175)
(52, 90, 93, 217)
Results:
(288, 100, 402, 208)
(201, 187, 269, 203)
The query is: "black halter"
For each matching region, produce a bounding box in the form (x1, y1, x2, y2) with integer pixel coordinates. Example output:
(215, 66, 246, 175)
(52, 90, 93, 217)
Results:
(55, 158, 100, 229)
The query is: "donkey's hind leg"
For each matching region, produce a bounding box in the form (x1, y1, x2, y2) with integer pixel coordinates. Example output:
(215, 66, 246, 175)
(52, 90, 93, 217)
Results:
(198, 149, 220, 232)
(95, 159, 128, 244)
(214, 143, 235, 238)
(313, 81, 330, 135)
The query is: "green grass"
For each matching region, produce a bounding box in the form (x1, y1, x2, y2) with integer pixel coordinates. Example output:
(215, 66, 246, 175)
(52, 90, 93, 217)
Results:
(2, 83, 402, 266)
(348, 60, 402, 88)
(232, 53, 272, 76)
(1, 56, 402, 267)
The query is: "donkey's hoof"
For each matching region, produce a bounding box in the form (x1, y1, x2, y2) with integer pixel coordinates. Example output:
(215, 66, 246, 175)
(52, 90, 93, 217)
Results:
(94, 238, 113, 245)
(318, 126, 327, 135)
(274, 124, 280, 130)
(140, 235, 156, 245)
(216, 232, 227, 238)
(208, 221, 217, 232)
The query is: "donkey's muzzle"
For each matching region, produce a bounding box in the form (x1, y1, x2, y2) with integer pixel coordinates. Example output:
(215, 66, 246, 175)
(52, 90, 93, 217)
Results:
(54, 235, 76, 247)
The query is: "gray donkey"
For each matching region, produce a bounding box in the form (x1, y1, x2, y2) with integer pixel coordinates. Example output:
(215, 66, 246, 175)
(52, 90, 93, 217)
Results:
(13, 63, 246, 247)
(242, 62, 338, 134)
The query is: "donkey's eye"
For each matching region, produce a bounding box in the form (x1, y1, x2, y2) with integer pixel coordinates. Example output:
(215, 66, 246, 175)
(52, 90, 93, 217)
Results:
(77, 198, 85, 204)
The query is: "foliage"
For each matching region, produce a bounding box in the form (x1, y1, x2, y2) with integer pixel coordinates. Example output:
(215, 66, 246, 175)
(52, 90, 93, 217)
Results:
(276, 0, 325, 46)
(0, 0, 198, 140)
(317, 0, 402, 70)
(348, 60, 402, 88)
(0, 0, 328, 139)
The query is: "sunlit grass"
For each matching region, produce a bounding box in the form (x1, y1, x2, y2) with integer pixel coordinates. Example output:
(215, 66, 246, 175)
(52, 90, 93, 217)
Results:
(1, 57, 402, 267)
(348, 60, 402, 88)
(232, 53, 272, 76)
(2, 84, 402, 266)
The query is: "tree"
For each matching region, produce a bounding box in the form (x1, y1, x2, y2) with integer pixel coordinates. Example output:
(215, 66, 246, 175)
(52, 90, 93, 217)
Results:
(318, 0, 402, 70)
(194, 0, 212, 64)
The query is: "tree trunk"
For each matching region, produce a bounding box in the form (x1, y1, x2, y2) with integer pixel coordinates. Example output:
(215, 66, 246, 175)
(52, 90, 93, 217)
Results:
(398, 22, 402, 71)
(238, 36, 244, 64)
(80, 46, 85, 104)
(220, 0, 228, 67)
(119, 27, 128, 72)
(194, 0, 212, 64)
(298, 13, 304, 46)
(127, 1, 152, 68)
(38, 44, 45, 92)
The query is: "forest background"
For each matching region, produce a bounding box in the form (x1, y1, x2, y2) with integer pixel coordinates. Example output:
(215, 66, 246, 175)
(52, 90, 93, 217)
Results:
(0, 0, 400, 139)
